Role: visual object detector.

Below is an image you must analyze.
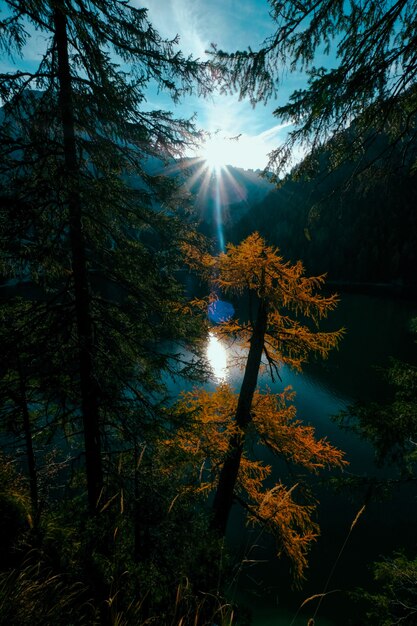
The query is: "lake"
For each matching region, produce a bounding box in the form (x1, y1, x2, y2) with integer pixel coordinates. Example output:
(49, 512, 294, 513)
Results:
(2, 280, 416, 623)
(201, 292, 417, 625)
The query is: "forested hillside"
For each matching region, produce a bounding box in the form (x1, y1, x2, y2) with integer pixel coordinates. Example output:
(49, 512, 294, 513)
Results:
(180, 159, 274, 244)
(229, 128, 417, 291)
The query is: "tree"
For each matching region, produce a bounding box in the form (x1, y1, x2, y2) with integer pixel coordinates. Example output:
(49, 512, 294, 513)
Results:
(0, 1, 211, 512)
(168, 384, 345, 582)
(333, 318, 417, 487)
(337, 357, 417, 473)
(357, 553, 417, 625)
(215, 0, 417, 182)
(0, 299, 48, 519)
(328, 321, 417, 623)
(183, 233, 346, 581)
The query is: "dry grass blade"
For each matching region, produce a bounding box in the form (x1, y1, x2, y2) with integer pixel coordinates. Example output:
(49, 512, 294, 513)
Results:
(350, 504, 366, 531)
(299, 589, 340, 609)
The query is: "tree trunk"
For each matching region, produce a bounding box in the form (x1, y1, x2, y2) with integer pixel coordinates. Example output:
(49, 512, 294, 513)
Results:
(54, 7, 103, 513)
(211, 298, 268, 535)
(17, 358, 38, 517)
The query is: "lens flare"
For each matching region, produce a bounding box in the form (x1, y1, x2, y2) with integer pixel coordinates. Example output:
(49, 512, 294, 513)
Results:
(208, 300, 235, 324)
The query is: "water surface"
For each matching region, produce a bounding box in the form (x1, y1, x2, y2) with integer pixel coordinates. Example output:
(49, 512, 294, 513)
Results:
(204, 293, 417, 625)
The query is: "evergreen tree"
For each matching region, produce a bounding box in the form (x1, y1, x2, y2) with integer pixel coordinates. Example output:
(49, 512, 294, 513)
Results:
(334, 321, 417, 625)
(336, 318, 417, 474)
(215, 0, 417, 181)
(0, 1, 211, 512)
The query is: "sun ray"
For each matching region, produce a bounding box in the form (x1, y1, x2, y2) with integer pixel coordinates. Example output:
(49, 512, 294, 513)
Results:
(221, 165, 247, 203)
(181, 133, 256, 255)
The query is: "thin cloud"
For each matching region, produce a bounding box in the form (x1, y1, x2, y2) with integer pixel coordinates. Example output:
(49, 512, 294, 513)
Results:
(259, 121, 293, 140)
(141, 0, 212, 59)
(141, 0, 271, 59)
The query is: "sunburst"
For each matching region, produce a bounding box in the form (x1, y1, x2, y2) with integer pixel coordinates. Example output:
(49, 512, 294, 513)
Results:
(200, 135, 228, 171)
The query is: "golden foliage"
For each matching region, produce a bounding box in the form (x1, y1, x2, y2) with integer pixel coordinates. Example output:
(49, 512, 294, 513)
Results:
(167, 384, 238, 493)
(252, 389, 347, 472)
(214, 233, 338, 321)
(180, 239, 215, 278)
(165, 385, 347, 582)
(246, 481, 319, 583)
(186, 233, 344, 373)
(178, 233, 347, 581)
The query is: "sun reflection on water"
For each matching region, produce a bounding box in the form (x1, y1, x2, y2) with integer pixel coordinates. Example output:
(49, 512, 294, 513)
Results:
(206, 332, 228, 382)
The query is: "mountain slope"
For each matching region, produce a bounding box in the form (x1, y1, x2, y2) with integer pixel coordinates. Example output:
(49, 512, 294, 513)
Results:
(228, 135, 417, 291)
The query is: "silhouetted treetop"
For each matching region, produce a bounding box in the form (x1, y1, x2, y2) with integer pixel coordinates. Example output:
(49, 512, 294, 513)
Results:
(213, 0, 417, 179)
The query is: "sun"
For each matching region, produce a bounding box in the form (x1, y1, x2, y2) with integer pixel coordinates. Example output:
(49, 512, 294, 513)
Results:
(200, 135, 230, 171)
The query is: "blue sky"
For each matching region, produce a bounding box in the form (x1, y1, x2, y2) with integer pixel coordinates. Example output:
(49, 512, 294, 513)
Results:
(0, 0, 309, 169)
(141, 0, 301, 169)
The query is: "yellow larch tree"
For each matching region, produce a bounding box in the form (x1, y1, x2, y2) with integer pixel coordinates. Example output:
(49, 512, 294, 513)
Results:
(178, 232, 347, 581)
(167, 384, 345, 581)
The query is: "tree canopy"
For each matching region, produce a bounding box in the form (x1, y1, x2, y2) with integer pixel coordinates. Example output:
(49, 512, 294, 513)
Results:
(215, 0, 417, 180)
(0, 0, 212, 511)
(0, 1, 221, 621)
(183, 233, 346, 582)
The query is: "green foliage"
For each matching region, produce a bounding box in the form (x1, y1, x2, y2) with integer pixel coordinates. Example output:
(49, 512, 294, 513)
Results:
(0, 456, 230, 625)
(0, 0, 211, 511)
(0, 2, 223, 621)
(330, 320, 417, 623)
(0, 563, 95, 626)
(336, 356, 417, 472)
(215, 0, 417, 182)
(0, 455, 31, 567)
(353, 553, 417, 625)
